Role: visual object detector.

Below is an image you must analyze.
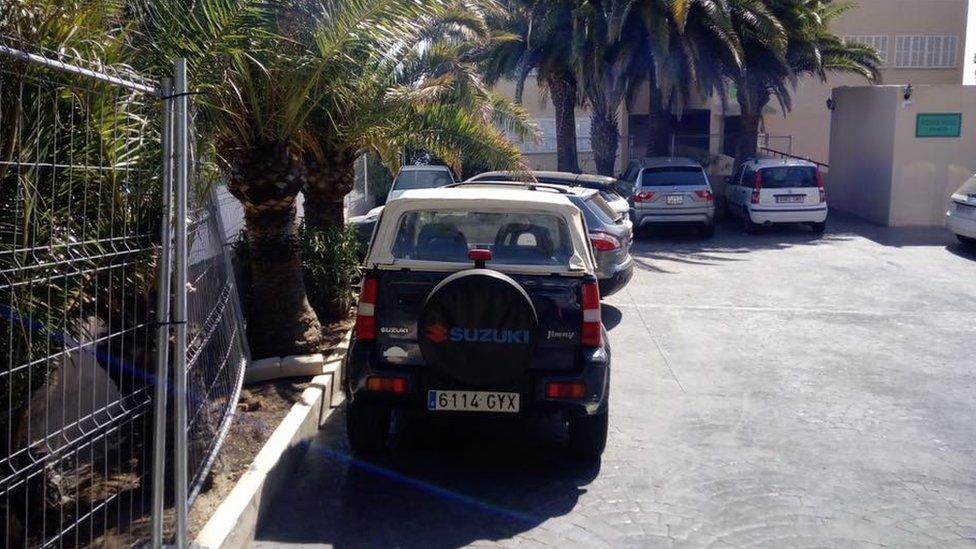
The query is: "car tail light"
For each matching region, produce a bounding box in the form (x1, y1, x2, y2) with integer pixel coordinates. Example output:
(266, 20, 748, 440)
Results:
(355, 275, 378, 341)
(468, 249, 492, 262)
(816, 169, 826, 203)
(580, 280, 601, 347)
(751, 170, 762, 204)
(366, 376, 407, 394)
(633, 191, 655, 203)
(546, 381, 586, 399)
(694, 190, 714, 202)
(589, 232, 621, 252)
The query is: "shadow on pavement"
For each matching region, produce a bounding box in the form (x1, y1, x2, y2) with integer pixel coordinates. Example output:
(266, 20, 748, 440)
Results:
(947, 239, 976, 261)
(628, 212, 962, 273)
(255, 405, 598, 547)
(629, 216, 835, 271)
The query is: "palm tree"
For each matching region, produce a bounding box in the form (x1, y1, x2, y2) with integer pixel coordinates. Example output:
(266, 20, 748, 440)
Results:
(610, 0, 752, 158)
(131, 0, 328, 357)
(482, 0, 583, 173)
(572, 0, 630, 175)
(729, 0, 881, 164)
(301, 0, 536, 230)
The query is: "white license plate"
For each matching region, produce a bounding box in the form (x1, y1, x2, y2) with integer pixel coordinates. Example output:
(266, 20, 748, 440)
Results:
(957, 203, 976, 216)
(427, 390, 520, 413)
(776, 195, 805, 204)
(666, 194, 683, 205)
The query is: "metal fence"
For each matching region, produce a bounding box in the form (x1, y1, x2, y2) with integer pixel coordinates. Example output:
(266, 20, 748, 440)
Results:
(0, 42, 246, 548)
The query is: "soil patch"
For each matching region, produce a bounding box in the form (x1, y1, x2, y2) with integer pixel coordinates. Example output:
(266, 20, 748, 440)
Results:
(187, 316, 352, 538)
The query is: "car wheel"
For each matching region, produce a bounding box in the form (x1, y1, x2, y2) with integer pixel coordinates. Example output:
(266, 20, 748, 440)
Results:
(346, 398, 392, 457)
(742, 207, 758, 234)
(958, 234, 976, 249)
(811, 221, 827, 235)
(568, 412, 608, 459)
(700, 221, 715, 238)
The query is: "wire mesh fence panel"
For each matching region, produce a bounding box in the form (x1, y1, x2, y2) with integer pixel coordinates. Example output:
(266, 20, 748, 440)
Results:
(183, 181, 247, 505)
(0, 44, 161, 547)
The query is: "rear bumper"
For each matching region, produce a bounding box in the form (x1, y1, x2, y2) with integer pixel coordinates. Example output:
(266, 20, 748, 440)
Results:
(748, 205, 828, 224)
(636, 206, 714, 226)
(344, 339, 611, 418)
(598, 256, 634, 297)
(947, 209, 976, 239)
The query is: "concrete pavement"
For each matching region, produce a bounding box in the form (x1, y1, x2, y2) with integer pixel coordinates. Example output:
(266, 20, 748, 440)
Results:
(254, 215, 976, 547)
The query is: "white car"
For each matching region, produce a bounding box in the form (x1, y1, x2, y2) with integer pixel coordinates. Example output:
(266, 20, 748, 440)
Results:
(388, 165, 455, 201)
(946, 174, 976, 249)
(724, 158, 828, 234)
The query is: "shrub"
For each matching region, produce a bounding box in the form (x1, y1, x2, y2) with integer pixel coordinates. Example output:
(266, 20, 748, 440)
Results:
(299, 223, 362, 321)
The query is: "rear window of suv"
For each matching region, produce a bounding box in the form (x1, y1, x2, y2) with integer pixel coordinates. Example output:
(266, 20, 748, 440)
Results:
(640, 167, 707, 187)
(391, 210, 573, 266)
(392, 169, 454, 190)
(759, 166, 817, 188)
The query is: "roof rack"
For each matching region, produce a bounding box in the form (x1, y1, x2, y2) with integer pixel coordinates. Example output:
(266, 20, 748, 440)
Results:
(448, 180, 574, 195)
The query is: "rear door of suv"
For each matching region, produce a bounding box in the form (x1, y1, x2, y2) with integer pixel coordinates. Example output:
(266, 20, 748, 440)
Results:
(634, 166, 711, 213)
(753, 165, 822, 211)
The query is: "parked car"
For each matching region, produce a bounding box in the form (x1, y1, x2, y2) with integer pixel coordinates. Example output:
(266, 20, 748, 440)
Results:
(724, 158, 828, 234)
(389, 165, 456, 201)
(946, 174, 976, 249)
(628, 157, 715, 236)
(454, 180, 634, 296)
(347, 165, 456, 252)
(344, 186, 611, 458)
(467, 170, 632, 218)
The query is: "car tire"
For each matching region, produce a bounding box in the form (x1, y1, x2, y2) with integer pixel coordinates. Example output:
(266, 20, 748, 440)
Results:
(811, 221, 827, 235)
(346, 398, 391, 457)
(742, 207, 758, 234)
(958, 234, 976, 249)
(568, 412, 608, 459)
(700, 221, 715, 238)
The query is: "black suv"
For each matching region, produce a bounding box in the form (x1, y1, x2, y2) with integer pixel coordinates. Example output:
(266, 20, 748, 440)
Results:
(343, 186, 611, 458)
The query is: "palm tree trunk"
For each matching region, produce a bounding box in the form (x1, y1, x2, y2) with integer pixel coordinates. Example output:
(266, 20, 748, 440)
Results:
(644, 82, 672, 157)
(226, 141, 322, 358)
(546, 71, 581, 173)
(735, 90, 768, 166)
(243, 202, 322, 357)
(590, 106, 618, 176)
(303, 147, 357, 230)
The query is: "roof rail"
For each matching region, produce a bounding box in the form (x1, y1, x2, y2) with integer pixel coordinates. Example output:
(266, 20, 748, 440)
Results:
(447, 180, 573, 194)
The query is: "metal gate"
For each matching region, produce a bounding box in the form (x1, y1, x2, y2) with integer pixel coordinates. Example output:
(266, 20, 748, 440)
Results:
(0, 41, 247, 548)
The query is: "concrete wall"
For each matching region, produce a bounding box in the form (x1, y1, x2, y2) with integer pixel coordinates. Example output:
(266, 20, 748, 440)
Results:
(888, 85, 976, 225)
(828, 85, 976, 226)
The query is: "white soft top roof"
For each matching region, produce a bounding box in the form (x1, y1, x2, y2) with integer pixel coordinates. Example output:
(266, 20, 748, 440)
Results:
(366, 187, 594, 274)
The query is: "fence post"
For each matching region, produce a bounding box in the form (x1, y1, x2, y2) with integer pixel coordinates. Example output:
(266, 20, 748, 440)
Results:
(173, 57, 191, 549)
(151, 76, 175, 548)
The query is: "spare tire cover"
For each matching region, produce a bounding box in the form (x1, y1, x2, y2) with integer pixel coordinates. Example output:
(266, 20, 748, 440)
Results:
(418, 269, 538, 386)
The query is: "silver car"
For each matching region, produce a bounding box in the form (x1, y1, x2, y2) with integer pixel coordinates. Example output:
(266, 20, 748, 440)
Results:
(452, 180, 634, 296)
(630, 157, 715, 236)
(468, 170, 632, 219)
(388, 165, 455, 201)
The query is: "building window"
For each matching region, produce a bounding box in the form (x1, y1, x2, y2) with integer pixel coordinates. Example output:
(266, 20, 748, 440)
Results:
(512, 117, 593, 154)
(894, 35, 958, 68)
(843, 35, 889, 65)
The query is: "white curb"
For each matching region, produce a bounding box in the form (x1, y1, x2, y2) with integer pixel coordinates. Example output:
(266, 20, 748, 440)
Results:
(194, 331, 350, 548)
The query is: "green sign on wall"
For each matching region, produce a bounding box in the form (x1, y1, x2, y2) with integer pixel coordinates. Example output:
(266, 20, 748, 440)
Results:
(916, 113, 962, 138)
